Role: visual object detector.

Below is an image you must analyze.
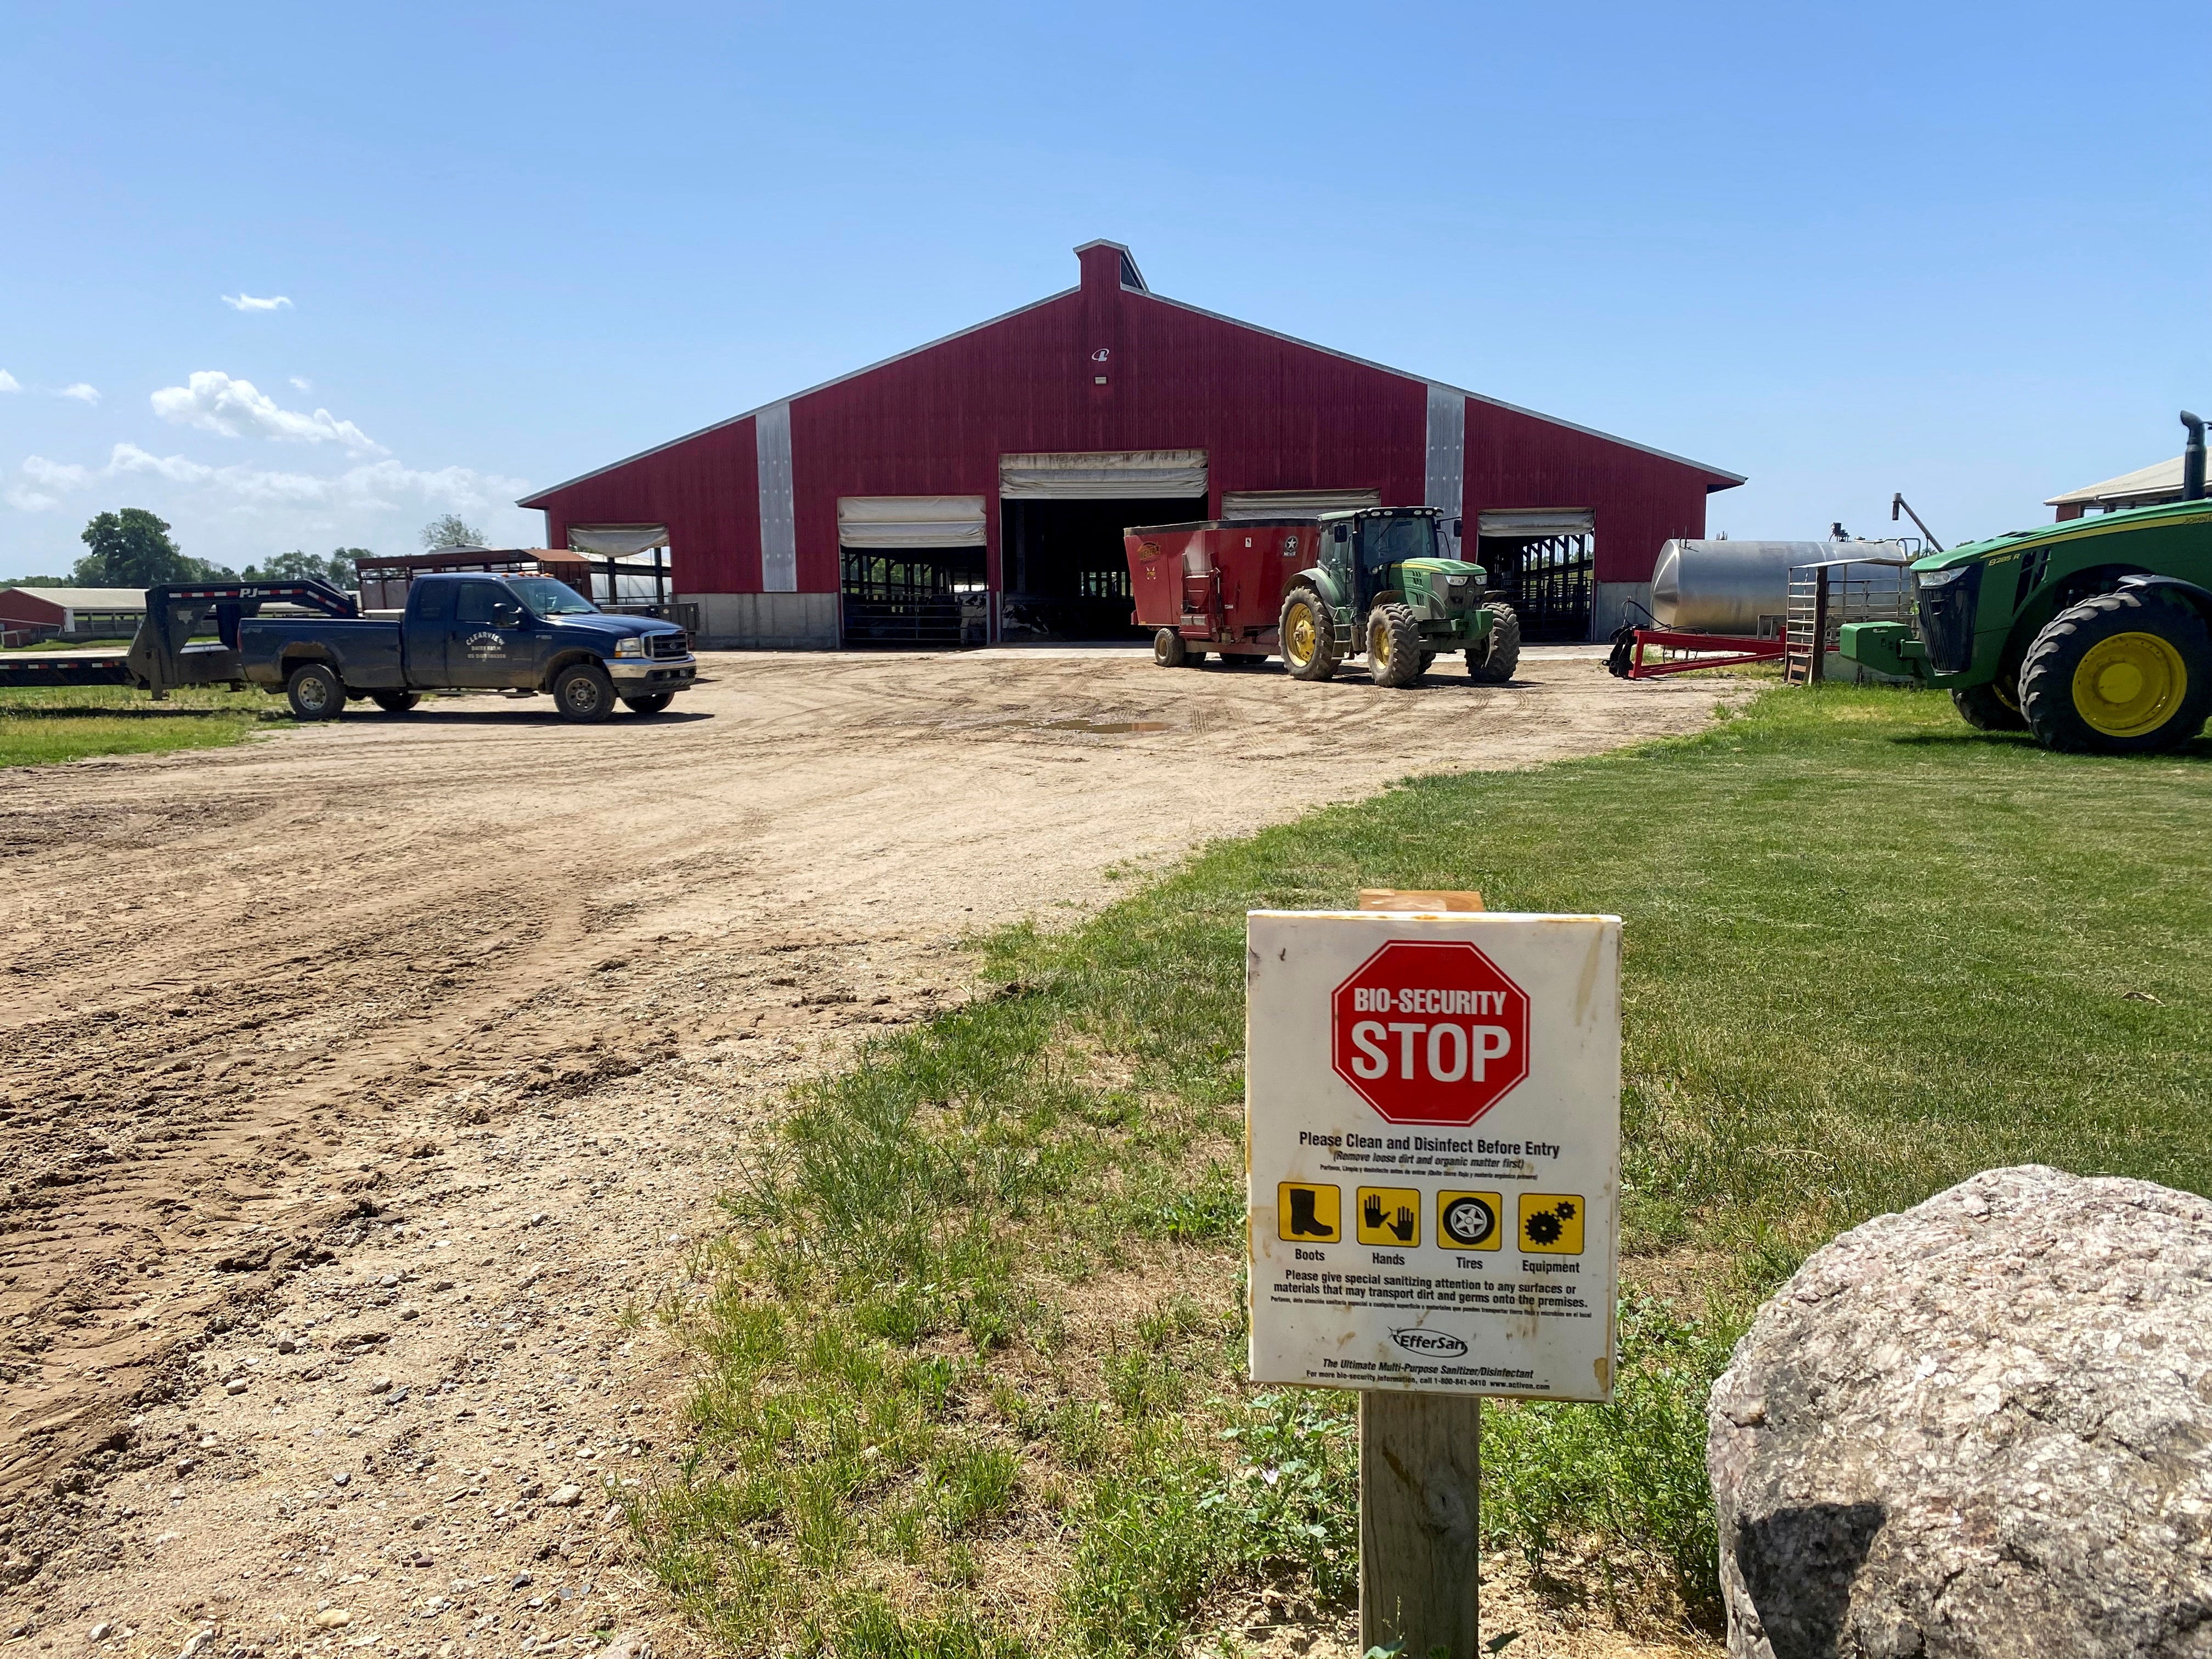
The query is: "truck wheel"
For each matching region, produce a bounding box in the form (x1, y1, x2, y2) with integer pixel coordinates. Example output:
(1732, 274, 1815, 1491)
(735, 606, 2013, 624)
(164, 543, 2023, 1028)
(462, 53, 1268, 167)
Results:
(551, 662, 616, 723)
(285, 662, 346, 721)
(1153, 628, 1187, 668)
(1279, 589, 1338, 682)
(2018, 589, 2212, 753)
(622, 693, 674, 715)
(1466, 603, 1522, 684)
(1950, 683, 2025, 732)
(1367, 604, 1424, 689)
(371, 691, 421, 714)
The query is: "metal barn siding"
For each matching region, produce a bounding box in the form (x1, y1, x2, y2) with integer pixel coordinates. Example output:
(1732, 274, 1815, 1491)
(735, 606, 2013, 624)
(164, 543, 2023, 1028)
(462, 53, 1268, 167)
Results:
(521, 241, 1740, 645)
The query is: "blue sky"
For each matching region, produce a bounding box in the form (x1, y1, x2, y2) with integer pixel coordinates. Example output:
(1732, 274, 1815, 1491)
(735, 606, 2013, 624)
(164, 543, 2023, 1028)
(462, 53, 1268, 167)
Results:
(2, 0, 2203, 578)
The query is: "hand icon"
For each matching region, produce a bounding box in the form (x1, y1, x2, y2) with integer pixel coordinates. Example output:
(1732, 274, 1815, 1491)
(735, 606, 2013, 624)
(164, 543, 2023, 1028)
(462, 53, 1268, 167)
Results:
(1363, 1194, 1385, 1233)
(1389, 1205, 1415, 1243)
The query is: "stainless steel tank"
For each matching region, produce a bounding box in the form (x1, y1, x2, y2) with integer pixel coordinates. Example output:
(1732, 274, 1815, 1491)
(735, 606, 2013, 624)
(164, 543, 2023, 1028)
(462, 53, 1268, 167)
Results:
(1650, 539, 1909, 635)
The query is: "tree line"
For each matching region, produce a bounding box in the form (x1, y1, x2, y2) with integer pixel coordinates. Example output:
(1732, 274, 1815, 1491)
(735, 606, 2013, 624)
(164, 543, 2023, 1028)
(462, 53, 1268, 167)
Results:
(8, 509, 489, 589)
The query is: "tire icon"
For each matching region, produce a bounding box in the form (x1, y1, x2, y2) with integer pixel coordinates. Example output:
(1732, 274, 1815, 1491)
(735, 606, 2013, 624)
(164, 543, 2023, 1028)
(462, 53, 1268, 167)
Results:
(1441, 1195, 1497, 1249)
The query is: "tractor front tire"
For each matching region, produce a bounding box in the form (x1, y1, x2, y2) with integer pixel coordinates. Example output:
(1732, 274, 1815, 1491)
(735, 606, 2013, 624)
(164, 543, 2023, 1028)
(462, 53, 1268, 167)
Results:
(1153, 628, 1187, 668)
(1368, 603, 1424, 689)
(2018, 589, 2212, 754)
(552, 662, 617, 724)
(1279, 589, 1338, 682)
(371, 691, 421, 714)
(1466, 603, 1522, 684)
(285, 662, 346, 721)
(1950, 682, 2025, 732)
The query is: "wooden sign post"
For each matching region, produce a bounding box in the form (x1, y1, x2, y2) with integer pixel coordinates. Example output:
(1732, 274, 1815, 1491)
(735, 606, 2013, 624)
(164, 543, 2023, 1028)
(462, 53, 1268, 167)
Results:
(1246, 893, 1621, 1659)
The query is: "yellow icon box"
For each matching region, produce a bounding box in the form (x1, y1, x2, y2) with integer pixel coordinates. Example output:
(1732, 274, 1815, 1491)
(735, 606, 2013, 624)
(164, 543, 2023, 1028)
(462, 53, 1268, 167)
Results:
(1437, 1190, 1504, 1250)
(1517, 1193, 1585, 1255)
(1356, 1186, 1421, 1247)
(1277, 1182, 1341, 1244)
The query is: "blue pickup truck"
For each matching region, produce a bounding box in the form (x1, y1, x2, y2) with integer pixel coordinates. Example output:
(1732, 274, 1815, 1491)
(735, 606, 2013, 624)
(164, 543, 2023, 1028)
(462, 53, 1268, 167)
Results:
(238, 571, 697, 722)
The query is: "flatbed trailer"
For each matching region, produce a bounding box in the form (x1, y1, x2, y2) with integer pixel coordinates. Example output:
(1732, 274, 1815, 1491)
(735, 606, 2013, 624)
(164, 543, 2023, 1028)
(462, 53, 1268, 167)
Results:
(0, 646, 137, 689)
(0, 580, 357, 696)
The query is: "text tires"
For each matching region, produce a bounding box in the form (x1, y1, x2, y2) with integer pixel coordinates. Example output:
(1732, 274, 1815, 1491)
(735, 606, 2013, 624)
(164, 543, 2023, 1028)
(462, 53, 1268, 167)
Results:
(552, 662, 616, 724)
(1368, 603, 1423, 689)
(1279, 588, 1338, 682)
(371, 691, 421, 714)
(285, 662, 345, 721)
(1153, 628, 1187, 668)
(1466, 603, 1522, 684)
(622, 693, 675, 715)
(1950, 682, 2025, 732)
(2018, 589, 2212, 754)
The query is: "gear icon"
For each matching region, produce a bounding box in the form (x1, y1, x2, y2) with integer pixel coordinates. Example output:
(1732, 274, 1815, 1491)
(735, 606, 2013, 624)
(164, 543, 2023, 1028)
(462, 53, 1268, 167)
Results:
(1524, 1211, 1564, 1246)
(1554, 1200, 1577, 1221)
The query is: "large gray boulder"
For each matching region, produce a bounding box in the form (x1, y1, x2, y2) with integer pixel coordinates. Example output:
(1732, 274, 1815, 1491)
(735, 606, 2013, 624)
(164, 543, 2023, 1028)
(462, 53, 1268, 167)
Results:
(1708, 1165, 2212, 1658)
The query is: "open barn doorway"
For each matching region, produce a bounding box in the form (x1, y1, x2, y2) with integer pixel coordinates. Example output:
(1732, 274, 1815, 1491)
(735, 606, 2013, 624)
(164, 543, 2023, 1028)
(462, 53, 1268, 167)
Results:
(837, 496, 992, 647)
(1476, 510, 1595, 641)
(998, 450, 1209, 642)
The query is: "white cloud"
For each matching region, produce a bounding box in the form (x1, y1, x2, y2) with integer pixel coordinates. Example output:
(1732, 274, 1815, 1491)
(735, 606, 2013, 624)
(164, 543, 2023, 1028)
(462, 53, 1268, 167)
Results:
(3, 455, 95, 512)
(58, 383, 100, 404)
(289, 376, 312, 392)
(150, 370, 385, 456)
(223, 293, 293, 312)
(0, 370, 19, 393)
(104, 443, 523, 512)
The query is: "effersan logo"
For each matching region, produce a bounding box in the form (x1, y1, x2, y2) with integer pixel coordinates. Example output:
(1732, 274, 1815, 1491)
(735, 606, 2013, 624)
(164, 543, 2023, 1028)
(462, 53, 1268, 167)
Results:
(1389, 1328, 1468, 1357)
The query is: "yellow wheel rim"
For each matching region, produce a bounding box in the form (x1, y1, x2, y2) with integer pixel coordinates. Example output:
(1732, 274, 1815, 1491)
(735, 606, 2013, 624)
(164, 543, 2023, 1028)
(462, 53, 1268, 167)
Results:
(2072, 631, 2187, 737)
(1371, 620, 1391, 668)
(1286, 606, 1316, 666)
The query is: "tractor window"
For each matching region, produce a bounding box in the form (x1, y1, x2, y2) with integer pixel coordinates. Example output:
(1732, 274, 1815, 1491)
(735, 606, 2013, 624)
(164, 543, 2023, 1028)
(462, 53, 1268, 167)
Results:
(1359, 516, 1434, 570)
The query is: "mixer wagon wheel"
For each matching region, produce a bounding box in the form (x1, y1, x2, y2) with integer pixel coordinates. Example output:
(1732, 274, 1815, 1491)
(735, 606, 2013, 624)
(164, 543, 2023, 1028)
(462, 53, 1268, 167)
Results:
(1950, 683, 2025, 732)
(1153, 628, 1187, 668)
(1368, 604, 1424, 689)
(2018, 589, 2212, 754)
(1279, 588, 1339, 682)
(1465, 603, 1522, 684)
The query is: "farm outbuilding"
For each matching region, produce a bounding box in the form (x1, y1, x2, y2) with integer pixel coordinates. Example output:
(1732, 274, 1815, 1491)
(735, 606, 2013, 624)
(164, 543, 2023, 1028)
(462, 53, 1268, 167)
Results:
(520, 242, 1743, 647)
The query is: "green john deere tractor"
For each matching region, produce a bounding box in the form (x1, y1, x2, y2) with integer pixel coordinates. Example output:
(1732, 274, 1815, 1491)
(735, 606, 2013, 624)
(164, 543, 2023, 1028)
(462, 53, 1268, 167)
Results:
(1277, 506, 1521, 689)
(1841, 411, 2212, 753)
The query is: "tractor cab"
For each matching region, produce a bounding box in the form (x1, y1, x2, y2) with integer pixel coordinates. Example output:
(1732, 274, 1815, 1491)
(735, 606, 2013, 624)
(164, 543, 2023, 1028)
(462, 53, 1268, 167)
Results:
(1316, 507, 1485, 612)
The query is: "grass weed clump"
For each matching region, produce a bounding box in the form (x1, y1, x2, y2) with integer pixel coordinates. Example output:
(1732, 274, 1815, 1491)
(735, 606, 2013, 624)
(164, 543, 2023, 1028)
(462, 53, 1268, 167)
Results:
(0, 681, 287, 768)
(638, 681, 2212, 1653)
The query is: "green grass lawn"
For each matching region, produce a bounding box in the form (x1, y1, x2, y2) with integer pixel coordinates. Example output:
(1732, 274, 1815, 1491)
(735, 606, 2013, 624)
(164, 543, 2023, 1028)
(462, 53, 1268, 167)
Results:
(0, 682, 289, 768)
(639, 682, 2212, 1658)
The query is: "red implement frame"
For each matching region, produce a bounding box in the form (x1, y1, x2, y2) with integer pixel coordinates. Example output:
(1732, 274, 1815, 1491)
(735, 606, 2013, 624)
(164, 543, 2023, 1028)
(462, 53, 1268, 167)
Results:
(1619, 628, 1785, 679)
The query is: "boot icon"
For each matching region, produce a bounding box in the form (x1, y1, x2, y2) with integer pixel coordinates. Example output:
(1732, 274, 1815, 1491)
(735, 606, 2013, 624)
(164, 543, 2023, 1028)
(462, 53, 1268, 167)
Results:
(1277, 1183, 1341, 1243)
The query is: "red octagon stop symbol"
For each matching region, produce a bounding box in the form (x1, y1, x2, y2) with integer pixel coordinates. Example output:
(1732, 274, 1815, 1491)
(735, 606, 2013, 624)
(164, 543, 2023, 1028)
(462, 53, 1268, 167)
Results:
(1331, 940, 1531, 1125)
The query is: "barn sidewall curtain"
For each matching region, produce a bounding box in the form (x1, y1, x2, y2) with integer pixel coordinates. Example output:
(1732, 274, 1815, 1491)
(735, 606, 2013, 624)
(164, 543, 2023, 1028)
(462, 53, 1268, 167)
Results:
(1220, 488, 1381, 520)
(567, 524, 670, 556)
(998, 450, 1208, 500)
(836, 495, 988, 549)
(1476, 509, 1595, 538)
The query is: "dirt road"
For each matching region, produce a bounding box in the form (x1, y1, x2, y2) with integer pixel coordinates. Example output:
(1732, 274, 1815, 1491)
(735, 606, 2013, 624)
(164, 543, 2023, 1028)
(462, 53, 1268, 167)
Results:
(0, 647, 1729, 1657)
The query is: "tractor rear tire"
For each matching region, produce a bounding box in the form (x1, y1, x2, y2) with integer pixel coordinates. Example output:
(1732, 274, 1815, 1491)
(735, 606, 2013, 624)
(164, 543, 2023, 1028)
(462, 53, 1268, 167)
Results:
(1418, 651, 1436, 676)
(371, 691, 421, 714)
(1465, 603, 1522, 684)
(1280, 588, 1338, 682)
(2018, 589, 2212, 754)
(1950, 682, 2025, 732)
(1153, 628, 1187, 668)
(551, 662, 617, 724)
(285, 662, 345, 721)
(1368, 603, 1424, 689)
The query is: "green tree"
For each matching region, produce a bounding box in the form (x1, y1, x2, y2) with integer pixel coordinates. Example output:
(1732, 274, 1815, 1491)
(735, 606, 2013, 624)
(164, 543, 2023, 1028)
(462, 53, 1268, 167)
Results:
(241, 547, 369, 584)
(421, 514, 484, 550)
(72, 508, 232, 585)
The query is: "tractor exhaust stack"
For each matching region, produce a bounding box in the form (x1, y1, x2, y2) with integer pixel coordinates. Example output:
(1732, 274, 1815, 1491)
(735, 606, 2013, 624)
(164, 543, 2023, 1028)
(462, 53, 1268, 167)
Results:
(2183, 410, 2207, 503)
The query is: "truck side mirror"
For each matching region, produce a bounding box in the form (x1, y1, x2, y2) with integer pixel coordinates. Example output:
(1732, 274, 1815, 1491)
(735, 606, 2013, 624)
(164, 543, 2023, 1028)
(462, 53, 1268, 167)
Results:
(492, 601, 522, 627)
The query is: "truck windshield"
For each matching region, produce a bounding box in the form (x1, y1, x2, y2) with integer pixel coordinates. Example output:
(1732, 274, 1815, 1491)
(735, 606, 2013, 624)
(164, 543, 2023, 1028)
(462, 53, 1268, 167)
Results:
(507, 577, 600, 616)
(1359, 516, 1438, 569)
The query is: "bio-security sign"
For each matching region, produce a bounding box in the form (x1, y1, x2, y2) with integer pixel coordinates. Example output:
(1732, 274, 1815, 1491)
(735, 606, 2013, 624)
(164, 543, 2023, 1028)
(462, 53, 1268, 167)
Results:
(1247, 910, 1621, 1401)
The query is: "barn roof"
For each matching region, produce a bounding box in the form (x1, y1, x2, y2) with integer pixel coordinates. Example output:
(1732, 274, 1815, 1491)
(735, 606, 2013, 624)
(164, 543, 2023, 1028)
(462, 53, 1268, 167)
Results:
(520, 242, 1744, 507)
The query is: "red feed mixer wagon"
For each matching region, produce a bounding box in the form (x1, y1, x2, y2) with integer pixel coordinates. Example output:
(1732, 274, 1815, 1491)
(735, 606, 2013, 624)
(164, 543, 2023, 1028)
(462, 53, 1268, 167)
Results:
(1124, 518, 1321, 667)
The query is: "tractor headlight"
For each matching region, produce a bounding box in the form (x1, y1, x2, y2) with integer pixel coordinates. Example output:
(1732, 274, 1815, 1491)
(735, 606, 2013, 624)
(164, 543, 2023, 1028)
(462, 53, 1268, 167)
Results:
(611, 636, 646, 658)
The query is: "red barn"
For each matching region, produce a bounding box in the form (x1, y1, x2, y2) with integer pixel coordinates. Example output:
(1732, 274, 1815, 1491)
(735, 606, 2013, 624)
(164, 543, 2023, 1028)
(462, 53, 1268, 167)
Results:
(520, 242, 1741, 647)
